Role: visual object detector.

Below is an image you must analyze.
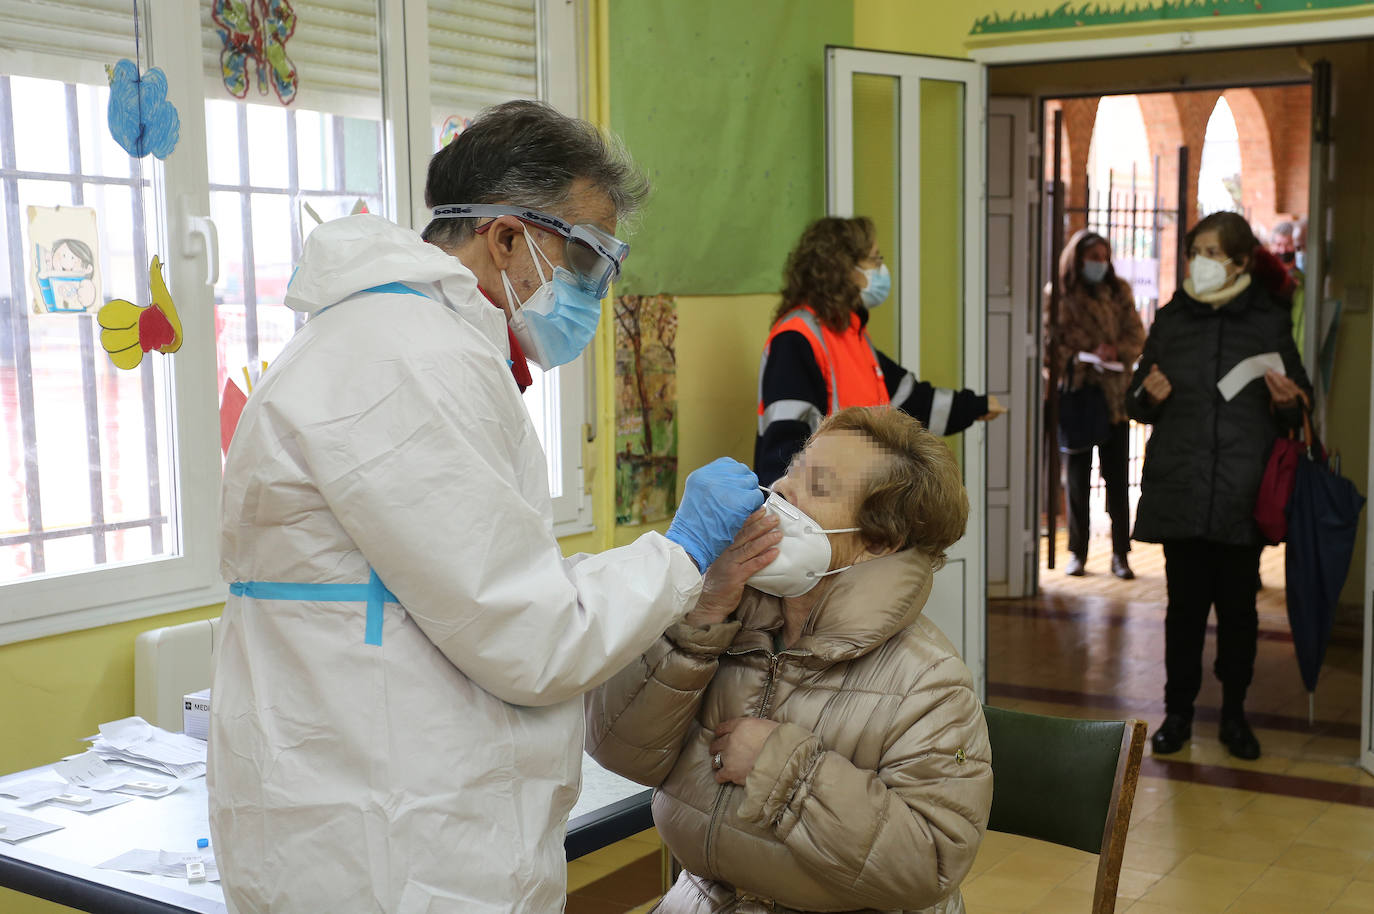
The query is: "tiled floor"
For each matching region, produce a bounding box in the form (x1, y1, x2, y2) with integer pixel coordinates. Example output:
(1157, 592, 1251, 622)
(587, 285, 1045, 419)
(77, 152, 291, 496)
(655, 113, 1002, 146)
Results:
(566, 535, 1374, 913)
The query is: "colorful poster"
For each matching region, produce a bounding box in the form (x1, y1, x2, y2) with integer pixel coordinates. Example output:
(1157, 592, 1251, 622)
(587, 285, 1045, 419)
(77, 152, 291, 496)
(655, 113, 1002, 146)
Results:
(614, 294, 678, 525)
(27, 205, 101, 314)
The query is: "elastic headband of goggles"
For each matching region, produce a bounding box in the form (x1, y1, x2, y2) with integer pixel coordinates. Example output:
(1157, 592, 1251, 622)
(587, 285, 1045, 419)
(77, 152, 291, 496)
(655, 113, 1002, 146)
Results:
(429, 203, 626, 268)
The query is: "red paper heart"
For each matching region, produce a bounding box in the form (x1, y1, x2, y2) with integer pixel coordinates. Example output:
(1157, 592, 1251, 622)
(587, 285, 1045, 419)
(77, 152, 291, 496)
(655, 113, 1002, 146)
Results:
(139, 304, 176, 352)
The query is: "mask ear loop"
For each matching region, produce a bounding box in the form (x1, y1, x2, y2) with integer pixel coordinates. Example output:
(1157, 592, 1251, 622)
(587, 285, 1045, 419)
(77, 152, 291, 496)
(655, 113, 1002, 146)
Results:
(500, 225, 556, 316)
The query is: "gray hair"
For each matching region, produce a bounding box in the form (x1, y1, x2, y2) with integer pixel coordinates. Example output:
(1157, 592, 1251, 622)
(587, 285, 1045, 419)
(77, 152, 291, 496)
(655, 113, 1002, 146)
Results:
(422, 100, 649, 246)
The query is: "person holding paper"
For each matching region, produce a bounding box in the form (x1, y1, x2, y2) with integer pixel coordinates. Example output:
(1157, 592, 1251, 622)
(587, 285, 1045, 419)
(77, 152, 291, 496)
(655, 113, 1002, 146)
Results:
(1045, 230, 1146, 579)
(1127, 211, 1310, 762)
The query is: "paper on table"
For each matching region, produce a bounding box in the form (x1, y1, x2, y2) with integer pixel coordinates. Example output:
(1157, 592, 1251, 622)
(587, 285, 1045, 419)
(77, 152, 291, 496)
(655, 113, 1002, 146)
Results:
(56, 752, 132, 790)
(97, 849, 220, 882)
(39, 787, 133, 813)
(1217, 351, 1285, 402)
(0, 811, 64, 843)
(0, 779, 66, 807)
(1077, 351, 1125, 373)
(88, 716, 207, 779)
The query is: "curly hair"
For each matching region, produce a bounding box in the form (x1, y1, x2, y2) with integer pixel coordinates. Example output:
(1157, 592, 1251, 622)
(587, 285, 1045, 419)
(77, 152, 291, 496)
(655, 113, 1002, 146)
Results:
(812, 406, 968, 571)
(775, 217, 875, 332)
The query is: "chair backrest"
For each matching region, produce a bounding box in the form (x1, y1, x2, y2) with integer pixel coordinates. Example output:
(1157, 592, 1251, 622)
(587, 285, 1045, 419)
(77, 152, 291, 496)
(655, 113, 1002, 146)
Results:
(984, 705, 1147, 913)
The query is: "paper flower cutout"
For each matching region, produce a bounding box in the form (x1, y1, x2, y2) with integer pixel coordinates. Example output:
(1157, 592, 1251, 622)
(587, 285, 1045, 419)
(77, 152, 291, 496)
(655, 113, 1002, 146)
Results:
(98, 256, 184, 370)
(212, 0, 299, 106)
(106, 59, 181, 160)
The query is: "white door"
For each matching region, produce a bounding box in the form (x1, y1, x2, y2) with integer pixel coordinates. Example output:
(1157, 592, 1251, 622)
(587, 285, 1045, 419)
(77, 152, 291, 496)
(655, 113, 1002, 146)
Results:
(825, 48, 987, 693)
(985, 97, 1035, 599)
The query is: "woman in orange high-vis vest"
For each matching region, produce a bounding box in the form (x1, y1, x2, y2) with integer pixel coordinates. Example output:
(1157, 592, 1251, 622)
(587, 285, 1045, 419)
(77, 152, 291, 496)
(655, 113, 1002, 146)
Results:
(755, 216, 1005, 485)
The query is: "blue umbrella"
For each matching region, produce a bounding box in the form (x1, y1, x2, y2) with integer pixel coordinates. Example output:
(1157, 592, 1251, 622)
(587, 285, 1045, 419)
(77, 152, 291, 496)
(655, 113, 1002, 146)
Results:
(1285, 450, 1365, 716)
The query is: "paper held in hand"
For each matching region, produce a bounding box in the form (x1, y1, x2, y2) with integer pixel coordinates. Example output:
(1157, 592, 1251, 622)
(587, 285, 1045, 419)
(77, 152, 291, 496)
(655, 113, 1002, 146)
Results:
(1217, 351, 1285, 402)
(1077, 351, 1125, 373)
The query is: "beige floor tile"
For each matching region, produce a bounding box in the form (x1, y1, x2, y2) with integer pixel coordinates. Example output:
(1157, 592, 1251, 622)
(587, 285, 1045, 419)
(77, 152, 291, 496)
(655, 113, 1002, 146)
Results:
(1357, 855, 1374, 883)
(1136, 873, 1246, 914)
(1246, 864, 1351, 906)
(1225, 887, 1333, 913)
(1222, 808, 1316, 842)
(1240, 794, 1332, 824)
(1024, 885, 1096, 913)
(1122, 839, 1195, 876)
(1196, 829, 1291, 865)
(1168, 852, 1267, 889)
(1275, 843, 1374, 877)
(1127, 903, 1194, 914)
(1335, 879, 1374, 909)
(1288, 760, 1365, 784)
(1296, 817, 1374, 852)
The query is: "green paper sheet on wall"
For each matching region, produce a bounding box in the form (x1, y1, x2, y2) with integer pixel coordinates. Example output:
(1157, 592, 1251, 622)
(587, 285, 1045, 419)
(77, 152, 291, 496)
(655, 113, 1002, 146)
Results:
(609, 0, 853, 296)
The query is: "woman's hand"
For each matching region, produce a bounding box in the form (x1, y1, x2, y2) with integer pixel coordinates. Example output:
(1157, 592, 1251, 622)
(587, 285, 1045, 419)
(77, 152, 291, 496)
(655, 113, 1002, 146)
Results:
(709, 717, 780, 785)
(1094, 342, 1118, 362)
(979, 394, 1008, 421)
(1142, 364, 1172, 403)
(1264, 369, 1306, 409)
(685, 508, 781, 628)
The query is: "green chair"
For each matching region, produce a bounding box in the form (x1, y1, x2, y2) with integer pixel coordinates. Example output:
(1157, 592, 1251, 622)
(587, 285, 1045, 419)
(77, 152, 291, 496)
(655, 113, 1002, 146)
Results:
(983, 706, 1148, 914)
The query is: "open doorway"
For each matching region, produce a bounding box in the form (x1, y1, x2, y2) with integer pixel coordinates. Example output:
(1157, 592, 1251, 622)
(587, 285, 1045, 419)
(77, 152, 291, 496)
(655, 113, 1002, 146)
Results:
(984, 39, 1369, 776)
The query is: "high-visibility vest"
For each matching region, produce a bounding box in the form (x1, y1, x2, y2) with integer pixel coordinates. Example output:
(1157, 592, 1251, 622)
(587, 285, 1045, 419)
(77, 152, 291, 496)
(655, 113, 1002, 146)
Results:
(756, 306, 889, 435)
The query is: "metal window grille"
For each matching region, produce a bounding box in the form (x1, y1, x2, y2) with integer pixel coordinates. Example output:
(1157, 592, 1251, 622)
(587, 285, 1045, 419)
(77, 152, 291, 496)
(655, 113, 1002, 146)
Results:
(0, 74, 167, 577)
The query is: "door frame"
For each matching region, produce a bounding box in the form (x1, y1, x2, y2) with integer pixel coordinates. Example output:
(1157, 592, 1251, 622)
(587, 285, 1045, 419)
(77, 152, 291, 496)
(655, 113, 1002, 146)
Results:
(970, 14, 1374, 775)
(825, 46, 988, 694)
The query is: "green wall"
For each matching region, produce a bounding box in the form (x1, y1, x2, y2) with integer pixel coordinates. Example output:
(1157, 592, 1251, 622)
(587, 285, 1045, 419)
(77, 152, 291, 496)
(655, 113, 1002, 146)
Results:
(608, 0, 853, 295)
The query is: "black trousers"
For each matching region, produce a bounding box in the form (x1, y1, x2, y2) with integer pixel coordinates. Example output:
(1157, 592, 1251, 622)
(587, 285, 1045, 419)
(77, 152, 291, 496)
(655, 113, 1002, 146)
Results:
(1161, 539, 1264, 718)
(1066, 421, 1131, 559)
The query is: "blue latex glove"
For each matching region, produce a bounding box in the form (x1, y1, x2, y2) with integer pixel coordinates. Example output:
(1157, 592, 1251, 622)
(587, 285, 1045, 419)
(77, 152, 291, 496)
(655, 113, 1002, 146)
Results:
(666, 457, 766, 572)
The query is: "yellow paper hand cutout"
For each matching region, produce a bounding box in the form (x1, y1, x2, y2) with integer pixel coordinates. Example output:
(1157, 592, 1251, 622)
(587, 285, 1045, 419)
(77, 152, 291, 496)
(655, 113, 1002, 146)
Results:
(98, 256, 183, 370)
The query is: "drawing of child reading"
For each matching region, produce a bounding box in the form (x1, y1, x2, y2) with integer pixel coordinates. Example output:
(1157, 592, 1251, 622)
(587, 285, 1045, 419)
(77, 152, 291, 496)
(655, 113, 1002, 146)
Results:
(36, 238, 97, 312)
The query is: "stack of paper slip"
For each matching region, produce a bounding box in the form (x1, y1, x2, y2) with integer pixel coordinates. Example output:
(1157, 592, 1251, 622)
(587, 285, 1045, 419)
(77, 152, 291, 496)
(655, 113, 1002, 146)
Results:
(54, 752, 184, 798)
(86, 717, 207, 780)
(98, 849, 220, 883)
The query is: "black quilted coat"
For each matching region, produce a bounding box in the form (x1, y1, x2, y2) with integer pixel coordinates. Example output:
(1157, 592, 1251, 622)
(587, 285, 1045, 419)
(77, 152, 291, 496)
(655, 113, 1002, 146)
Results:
(1127, 278, 1311, 546)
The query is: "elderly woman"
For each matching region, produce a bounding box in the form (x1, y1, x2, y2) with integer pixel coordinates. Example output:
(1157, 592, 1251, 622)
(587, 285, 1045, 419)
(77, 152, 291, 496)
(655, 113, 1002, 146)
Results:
(755, 216, 1003, 486)
(588, 406, 992, 914)
(1129, 211, 1310, 761)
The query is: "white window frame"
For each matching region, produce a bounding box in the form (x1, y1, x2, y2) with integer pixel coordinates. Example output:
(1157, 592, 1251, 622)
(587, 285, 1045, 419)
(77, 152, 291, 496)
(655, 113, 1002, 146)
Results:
(0, 0, 590, 645)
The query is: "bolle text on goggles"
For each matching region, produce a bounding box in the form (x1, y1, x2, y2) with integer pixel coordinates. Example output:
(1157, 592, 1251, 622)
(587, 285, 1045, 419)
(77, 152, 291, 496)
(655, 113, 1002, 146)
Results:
(430, 203, 629, 299)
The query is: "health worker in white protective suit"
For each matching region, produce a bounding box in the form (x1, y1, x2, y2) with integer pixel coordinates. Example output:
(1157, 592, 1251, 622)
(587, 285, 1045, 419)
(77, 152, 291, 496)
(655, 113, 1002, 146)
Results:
(208, 100, 772, 914)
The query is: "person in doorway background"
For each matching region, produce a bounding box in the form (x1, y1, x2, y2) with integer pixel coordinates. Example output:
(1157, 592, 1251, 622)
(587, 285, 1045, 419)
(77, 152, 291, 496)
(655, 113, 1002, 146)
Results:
(1128, 211, 1310, 762)
(754, 216, 1005, 486)
(1046, 229, 1146, 579)
(1268, 219, 1306, 355)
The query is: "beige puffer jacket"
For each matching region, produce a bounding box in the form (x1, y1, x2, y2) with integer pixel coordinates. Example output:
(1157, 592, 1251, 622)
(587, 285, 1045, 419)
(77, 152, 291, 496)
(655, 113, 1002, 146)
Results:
(586, 549, 992, 914)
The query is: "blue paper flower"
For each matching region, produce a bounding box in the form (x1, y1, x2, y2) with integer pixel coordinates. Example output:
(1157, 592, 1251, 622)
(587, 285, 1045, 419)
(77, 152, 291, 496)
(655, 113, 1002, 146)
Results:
(107, 59, 181, 160)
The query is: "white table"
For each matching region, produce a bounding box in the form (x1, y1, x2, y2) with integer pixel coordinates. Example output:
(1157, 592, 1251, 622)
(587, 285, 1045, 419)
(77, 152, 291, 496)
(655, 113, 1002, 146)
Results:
(0, 755, 650, 913)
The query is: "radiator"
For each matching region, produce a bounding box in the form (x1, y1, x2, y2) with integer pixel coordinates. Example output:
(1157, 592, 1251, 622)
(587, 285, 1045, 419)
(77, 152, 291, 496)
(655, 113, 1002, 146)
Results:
(133, 617, 221, 732)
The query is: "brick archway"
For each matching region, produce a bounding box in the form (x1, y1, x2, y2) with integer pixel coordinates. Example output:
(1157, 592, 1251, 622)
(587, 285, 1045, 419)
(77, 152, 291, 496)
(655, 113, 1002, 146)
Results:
(1222, 88, 1278, 232)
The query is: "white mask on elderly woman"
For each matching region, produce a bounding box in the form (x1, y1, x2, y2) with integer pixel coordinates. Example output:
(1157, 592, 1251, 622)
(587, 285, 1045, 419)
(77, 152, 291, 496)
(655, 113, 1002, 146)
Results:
(745, 491, 860, 598)
(1190, 255, 1232, 295)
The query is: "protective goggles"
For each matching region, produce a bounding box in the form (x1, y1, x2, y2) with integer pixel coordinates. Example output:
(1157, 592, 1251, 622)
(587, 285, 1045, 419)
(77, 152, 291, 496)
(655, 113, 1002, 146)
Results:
(430, 203, 629, 299)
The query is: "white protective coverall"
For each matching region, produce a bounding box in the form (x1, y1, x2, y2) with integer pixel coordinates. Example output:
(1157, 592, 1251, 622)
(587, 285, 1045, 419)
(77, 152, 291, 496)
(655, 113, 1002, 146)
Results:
(208, 214, 702, 913)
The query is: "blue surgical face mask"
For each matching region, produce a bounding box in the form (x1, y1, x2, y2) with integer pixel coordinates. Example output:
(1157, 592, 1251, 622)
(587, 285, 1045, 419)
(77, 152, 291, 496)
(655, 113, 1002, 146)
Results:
(859, 263, 891, 308)
(1081, 260, 1109, 284)
(501, 228, 602, 369)
(1294, 251, 1306, 273)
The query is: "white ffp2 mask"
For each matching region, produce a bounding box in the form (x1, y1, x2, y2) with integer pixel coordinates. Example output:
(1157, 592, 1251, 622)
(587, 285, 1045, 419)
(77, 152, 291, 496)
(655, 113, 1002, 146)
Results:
(745, 492, 859, 598)
(1189, 255, 1231, 295)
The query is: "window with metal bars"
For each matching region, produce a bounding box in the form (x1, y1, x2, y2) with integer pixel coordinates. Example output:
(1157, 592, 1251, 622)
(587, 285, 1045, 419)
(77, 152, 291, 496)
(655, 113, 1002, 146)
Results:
(0, 73, 174, 584)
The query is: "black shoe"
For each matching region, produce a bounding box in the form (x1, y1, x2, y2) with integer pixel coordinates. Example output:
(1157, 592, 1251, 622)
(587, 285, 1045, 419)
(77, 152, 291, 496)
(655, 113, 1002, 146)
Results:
(1150, 714, 1192, 755)
(1111, 554, 1135, 580)
(1220, 715, 1262, 760)
(1065, 554, 1086, 576)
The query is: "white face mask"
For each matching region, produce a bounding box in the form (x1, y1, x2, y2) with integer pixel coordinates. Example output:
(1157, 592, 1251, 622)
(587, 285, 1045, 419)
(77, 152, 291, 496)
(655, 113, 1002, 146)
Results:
(745, 491, 859, 598)
(1190, 254, 1231, 295)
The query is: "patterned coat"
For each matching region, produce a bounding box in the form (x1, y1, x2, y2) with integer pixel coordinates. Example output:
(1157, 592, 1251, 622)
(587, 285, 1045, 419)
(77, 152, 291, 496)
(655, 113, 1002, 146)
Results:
(1045, 276, 1146, 424)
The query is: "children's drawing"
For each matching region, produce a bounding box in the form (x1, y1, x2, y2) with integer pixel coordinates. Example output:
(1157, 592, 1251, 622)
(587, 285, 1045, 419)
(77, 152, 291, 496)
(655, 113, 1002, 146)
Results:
(27, 205, 101, 314)
(106, 59, 181, 160)
(439, 116, 472, 148)
(98, 256, 184, 370)
(212, 0, 300, 106)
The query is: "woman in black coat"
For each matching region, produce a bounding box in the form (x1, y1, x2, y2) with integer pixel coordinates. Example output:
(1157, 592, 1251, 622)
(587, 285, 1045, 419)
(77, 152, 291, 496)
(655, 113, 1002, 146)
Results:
(1127, 211, 1311, 761)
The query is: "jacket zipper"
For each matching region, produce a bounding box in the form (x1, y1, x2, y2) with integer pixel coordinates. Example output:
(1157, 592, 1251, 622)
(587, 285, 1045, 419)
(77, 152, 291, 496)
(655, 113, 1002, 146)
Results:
(703, 647, 795, 876)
